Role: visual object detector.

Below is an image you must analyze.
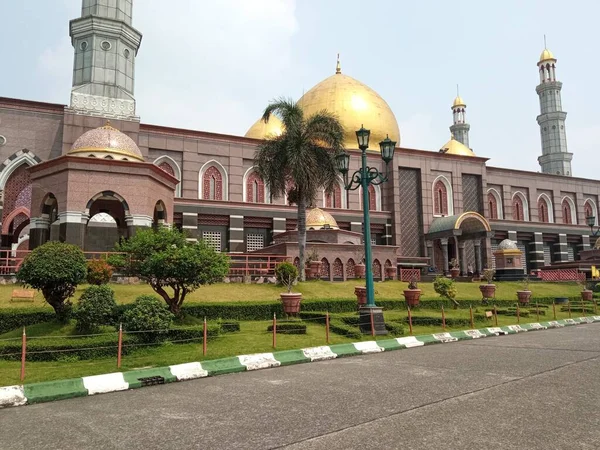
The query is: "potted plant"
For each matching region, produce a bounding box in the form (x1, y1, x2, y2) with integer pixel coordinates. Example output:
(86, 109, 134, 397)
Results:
(403, 279, 421, 307)
(517, 276, 532, 305)
(449, 258, 460, 278)
(354, 286, 367, 309)
(479, 268, 496, 303)
(354, 251, 366, 279)
(385, 264, 397, 280)
(579, 278, 593, 301)
(305, 248, 322, 280)
(275, 262, 302, 315)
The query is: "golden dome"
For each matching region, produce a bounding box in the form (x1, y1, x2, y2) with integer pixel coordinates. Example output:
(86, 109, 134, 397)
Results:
(452, 96, 466, 107)
(539, 48, 556, 63)
(594, 237, 600, 249)
(69, 122, 144, 161)
(245, 115, 284, 140)
(439, 136, 476, 157)
(306, 207, 339, 230)
(297, 65, 400, 151)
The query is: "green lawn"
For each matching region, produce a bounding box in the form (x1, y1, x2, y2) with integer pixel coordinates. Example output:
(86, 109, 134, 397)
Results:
(0, 280, 583, 309)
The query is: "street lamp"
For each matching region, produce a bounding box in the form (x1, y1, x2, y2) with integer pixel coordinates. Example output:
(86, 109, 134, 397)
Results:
(586, 215, 600, 237)
(336, 125, 396, 334)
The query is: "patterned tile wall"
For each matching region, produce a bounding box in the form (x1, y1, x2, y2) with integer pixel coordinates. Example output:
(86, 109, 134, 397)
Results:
(398, 168, 423, 257)
(462, 174, 482, 213)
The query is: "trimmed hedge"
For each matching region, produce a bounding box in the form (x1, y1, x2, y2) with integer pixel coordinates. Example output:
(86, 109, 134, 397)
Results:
(0, 308, 57, 334)
(267, 322, 307, 334)
(298, 312, 362, 339)
(385, 322, 405, 336)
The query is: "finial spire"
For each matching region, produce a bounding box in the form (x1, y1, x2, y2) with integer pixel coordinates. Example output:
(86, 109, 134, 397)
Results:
(456, 84, 460, 96)
(336, 53, 341, 74)
(544, 34, 547, 48)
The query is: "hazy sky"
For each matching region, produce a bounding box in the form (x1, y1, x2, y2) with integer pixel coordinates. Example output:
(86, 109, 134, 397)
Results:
(2, 0, 599, 178)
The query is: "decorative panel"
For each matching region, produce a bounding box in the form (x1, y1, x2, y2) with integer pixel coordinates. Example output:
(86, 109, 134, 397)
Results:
(462, 174, 482, 213)
(398, 168, 423, 257)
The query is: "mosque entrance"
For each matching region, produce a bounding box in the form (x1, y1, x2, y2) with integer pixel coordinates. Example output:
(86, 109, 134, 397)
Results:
(84, 192, 129, 252)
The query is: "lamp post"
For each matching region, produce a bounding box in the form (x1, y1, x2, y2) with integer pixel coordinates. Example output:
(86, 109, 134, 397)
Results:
(336, 125, 396, 334)
(586, 215, 600, 237)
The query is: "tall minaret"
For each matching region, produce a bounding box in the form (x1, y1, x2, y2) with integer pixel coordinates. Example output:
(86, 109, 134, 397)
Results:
(68, 0, 143, 120)
(536, 46, 572, 176)
(449, 91, 470, 147)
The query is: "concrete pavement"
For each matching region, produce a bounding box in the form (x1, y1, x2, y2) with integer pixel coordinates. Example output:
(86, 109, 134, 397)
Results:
(1, 324, 599, 449)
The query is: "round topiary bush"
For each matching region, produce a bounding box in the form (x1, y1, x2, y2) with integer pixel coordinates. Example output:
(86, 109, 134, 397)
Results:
(122, 295, 174, 342)
(76, 285, 117, 333)
(17, 241, 87, 321)
(86, 259, 113, 285)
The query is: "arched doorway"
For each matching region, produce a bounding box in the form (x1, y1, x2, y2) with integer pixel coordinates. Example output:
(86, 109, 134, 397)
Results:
(153, 200, 167, 228)
(85, 191, 130, 252)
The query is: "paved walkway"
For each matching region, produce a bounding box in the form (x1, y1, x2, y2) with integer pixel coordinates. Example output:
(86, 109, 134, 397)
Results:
(2, 324, 599, 449)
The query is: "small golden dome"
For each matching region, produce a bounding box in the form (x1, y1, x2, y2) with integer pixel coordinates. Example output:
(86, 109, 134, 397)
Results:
(245, 116, 284, 140)
(306, 207, 339, 230)
(69, 122, 144, 161)
(439, 135, 476, 157)
(452, 96, 466, 108)
(539, 48, 556, 63)
(297, 70, 400, 151)
(594, 237, 600, 249)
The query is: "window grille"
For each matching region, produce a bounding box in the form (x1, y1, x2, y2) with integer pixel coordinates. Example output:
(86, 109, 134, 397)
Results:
(202, 231, 222, 252)
(246, 233, 264, 252)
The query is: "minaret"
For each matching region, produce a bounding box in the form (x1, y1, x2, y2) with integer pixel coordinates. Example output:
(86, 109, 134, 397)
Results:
(68, 0, 143, 120)
(536, 46, 572, 176)
(449, 90, 470, 147)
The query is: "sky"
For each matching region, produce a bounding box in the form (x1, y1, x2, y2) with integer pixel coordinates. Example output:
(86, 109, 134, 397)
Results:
(2, 0, 599, 178)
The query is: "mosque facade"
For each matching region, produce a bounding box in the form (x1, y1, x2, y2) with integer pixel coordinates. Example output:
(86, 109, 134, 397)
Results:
(0, 0, 598, 276)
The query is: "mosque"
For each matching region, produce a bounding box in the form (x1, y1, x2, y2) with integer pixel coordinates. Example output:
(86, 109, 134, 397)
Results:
(0, 0, 598, 278)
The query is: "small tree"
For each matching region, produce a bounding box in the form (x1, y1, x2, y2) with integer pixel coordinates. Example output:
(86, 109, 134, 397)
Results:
(111, 227, 230, 315)
(86, 259, 113, 285)
(76, 285, 117, 333)
(433, 276, 459, 309)
(17, 241, 87, 320)
(122, 295, 174, 342)
(275, 262, 298, 293)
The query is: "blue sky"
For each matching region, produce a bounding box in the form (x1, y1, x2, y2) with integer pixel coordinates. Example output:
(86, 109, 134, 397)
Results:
(2, 0, 598, 178)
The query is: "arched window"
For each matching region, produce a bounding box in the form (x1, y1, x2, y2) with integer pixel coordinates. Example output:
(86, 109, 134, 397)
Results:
(154, 156, 182, 197)
(512, 192, 529, 221)
(245, 171, 265, 203)
(325, 183, 343, 209)
(561, 197, 576, 225)
(199, 161, 228, 201)
(487, 192, 498, 219)
(433, 177, 451, 216)
(368, 185, 376, 211)
(538, 198, 549, 223)
(584, 199, 597, 225)
(158, 161, 175, 177)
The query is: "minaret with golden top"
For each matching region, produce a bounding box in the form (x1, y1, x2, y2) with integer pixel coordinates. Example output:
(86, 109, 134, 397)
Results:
(449, 86, 470, 148)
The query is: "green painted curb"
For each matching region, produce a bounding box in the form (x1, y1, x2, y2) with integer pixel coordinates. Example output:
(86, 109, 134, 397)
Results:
(123, 367, 176, 389)
(23, 378, 87, 404)
(201, 356, 246, 375)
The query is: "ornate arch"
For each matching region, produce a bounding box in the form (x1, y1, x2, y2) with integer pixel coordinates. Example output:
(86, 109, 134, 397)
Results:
(584, 198, 598, 226)
(561, 196, 576, 225)
(198, 160, 228, 201)
(0, 151, 40, 190)
(512, 191, 529, 221)
(433, 175, 453, 217)
(324, 178, 346, 209)
(242, 166, 268, 204)
(332, 258, 344, 279)
(85, 190, 130, 215)
(486, 188, 503, 220)
(2, 206, 30, 234)
(360, 183, 381, 211)
(537, 193, 553, 223)
(153, 155, 182, 197)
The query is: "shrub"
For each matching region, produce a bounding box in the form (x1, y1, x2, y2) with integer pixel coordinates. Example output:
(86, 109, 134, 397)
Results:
(76, 285, 117, 333)
(86, 259, 113, 285)
(218, 320, 241, 333)
(433, 276, 459, 308)
(275, 262, 298, 293)
(122, 295, 174, 342)
(17, 241, 87, 321)
(267, 322, 307, 334)
(385, 322, 405, 336)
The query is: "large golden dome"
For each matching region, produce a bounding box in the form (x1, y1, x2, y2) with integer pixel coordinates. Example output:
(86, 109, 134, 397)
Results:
(306, 207, 339, 230)
(69, 122, 144, 161)
(439, 135, 475, 157)
(245, 115, 284, 140)
(297, 63, 400, 151)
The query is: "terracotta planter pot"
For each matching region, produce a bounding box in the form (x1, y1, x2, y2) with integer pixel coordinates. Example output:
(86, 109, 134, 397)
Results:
(581, 290, 593, 301)
(280, 292, 303, 315)
(479, 284, 496, 299)
(450, 268, 460, 278)
(354, 286, 367, 308)
(517, 290, 532, 304)
(385, 267, 397, 280)
(403, 289, 421, 307)
(309, 261, 322, 279)
(355, 263, 366, 279)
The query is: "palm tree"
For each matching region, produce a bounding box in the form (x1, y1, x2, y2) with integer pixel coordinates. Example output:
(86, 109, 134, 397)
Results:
(254, 98, 344, 280)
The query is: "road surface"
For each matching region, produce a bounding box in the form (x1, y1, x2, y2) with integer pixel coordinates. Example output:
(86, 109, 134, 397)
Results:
(2, 324, 600, 449)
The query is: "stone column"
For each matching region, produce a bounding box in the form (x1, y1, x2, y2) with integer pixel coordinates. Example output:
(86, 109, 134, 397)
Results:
(579, 235, 591, 253)
(458, 242, 467, 275)
(125, 214, 153, 238)
(28, 217, 51, 249)
(59, 211, 89, 248)
(426, 240, 434, 267)
(383, 223, 392, 246)
(182, 212, 198, 241)
(228, 215, 244, 253)
(529, 232, 545, 272)
(553, 233, 569, 262)
(441, 238, 449, 274)
(474, 240, 482, 274)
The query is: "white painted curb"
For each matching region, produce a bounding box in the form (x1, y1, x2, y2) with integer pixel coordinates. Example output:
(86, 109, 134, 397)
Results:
(169, 362, 208, 381)
(82, 373, 129, 396)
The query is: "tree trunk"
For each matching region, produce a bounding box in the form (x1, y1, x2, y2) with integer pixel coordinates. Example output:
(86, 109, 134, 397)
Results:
(297, 196, 307, 282)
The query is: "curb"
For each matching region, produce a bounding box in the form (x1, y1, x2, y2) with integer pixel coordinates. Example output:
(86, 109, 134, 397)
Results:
(1, 316, 598, 408)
